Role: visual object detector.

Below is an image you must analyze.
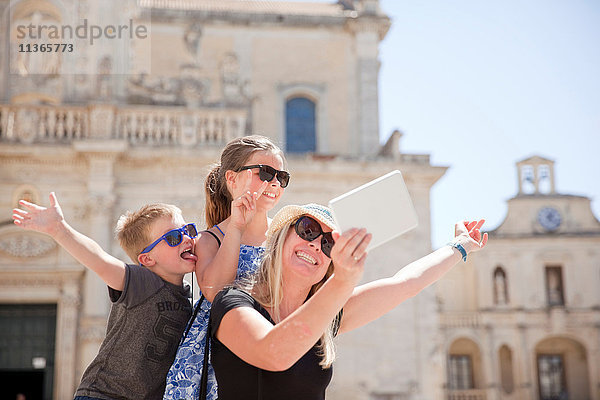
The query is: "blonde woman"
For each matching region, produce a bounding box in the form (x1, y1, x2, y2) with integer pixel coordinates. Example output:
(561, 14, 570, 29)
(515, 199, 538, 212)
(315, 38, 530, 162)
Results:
(209, 204, 488, 400)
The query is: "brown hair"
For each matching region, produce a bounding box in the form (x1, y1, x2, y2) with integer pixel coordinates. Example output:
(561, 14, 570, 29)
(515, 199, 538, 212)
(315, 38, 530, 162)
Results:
(204, 135, 285, 227)
(115, 203, 183, 263)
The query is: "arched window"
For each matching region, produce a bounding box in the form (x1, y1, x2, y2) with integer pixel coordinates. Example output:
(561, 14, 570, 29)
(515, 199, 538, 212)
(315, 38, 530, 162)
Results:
(448, 338, 483, 390)
(285, 96, 316, 153)
(545, 265, 565, 306)
(499, 345, 514, 394)
(493, 266, 509, 305)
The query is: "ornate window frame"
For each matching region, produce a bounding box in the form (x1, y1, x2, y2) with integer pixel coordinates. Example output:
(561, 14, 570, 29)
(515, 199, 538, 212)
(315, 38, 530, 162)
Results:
(277, 83, 328, 154)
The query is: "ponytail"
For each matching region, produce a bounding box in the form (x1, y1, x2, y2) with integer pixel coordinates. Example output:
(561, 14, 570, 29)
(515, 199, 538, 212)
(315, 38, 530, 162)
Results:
(204, 164, 232, 227)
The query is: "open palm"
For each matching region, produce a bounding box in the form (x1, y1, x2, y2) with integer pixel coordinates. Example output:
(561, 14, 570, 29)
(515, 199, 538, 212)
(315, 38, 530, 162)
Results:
(12, 192, 65, 236)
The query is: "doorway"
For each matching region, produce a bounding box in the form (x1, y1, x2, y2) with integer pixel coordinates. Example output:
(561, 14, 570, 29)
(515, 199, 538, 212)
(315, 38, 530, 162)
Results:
(0, 304, 56, 400)
(0, 370, 44, 399)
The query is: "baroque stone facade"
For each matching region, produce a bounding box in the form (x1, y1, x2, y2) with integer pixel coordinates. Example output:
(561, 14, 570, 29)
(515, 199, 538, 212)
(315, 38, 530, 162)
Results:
(437, 156, 600, 400)
(0, 1, 448, 400)
(3, 1, 598, 400)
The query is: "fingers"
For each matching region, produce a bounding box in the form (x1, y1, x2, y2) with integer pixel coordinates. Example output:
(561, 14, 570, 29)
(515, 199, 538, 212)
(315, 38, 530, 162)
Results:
(233, 191, 255, 211)
(351, 232, 371, 261)
(49, 192, 59, 207)
(254, 180, 268, 200)
(12, 208, 30, 228)
(472, 219, 485, 231)
(332, 228, 371, 261)
(456, 219, 486, 237)
(331, 228, 357, 255)
(345, 229, 370, 257)
(241, 169, 253, 192)
(18, 199, 44, 211)
(12, 208, 28, 218)
(240, 193, 253, 211)
(471, 228, 481, 242)
(455, 220, 468, 236)
(12, 210, 25, 223)
(12, 217, 25, 227)
(233, 186, 265, 212)
(468, 220, 485, 242)
(463, 219, 489, 253)
(480, 232, 489, 248)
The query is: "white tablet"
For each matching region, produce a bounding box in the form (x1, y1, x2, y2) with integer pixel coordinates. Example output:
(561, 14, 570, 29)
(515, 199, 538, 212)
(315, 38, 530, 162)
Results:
(328, 170, 418, 250)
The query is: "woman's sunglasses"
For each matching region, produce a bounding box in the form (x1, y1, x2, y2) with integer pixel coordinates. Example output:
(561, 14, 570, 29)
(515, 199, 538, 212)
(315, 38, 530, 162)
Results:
(294, 216, 335, 258)
(140, 223, 198, 254)
(237, 164, 290, 188)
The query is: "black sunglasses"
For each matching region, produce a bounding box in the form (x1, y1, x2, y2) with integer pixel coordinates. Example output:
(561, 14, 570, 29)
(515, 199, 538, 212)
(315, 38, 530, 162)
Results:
(294, 216, 335, 258)
(140, 223, 198, 254)
(237, 164, 290, 188)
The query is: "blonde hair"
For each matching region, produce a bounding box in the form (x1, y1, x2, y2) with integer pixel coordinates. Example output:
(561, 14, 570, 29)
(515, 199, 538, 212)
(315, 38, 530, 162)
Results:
(115, 203, 183, 263)
(250, 221, 337, 368)
(204, 135, 285, 227)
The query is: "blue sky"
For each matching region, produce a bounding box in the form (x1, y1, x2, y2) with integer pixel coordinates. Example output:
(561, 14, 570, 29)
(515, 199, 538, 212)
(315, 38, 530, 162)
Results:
(281, 0, 599, 246)
(377, 0, 600, 246)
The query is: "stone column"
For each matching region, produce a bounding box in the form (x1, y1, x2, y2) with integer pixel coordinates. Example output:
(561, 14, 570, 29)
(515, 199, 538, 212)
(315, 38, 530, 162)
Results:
(517, 324, 534, 399)
(54, 272, 83, 399)
(592, 324, 600, 400)
(347, 10, 390, 156)
(355, 23, 380, 157)
(483, 325, 499, 400)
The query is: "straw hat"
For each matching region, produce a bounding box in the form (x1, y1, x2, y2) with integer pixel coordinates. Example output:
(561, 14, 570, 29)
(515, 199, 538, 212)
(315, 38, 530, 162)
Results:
(267, 203, 338, 238)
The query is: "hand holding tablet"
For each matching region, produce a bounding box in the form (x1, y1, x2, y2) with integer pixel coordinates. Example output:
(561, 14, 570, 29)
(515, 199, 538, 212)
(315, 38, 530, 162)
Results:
(328, 170, 418, 250)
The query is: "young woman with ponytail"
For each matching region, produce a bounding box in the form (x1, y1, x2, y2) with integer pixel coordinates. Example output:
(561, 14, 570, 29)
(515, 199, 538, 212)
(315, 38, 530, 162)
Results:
(163, 135, 289, 400)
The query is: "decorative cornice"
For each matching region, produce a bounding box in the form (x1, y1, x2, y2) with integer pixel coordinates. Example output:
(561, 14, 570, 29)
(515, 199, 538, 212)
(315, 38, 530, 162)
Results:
(0, 269, 84, 288)
(142, 0, 351, 22)
(345, 14, 391, 39)
(0, 151, 87, 167)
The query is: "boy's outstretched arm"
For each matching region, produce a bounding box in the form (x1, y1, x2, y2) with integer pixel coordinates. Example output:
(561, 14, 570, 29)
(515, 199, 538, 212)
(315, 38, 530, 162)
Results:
(12, 192, 126, 290)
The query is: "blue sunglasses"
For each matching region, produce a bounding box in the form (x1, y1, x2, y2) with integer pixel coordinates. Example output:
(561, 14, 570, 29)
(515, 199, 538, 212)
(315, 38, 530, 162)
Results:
(140, 223, 198, 254)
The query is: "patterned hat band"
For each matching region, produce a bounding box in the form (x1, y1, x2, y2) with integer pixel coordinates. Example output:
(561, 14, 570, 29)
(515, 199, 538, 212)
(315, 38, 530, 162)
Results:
(267, 204, 337, 238)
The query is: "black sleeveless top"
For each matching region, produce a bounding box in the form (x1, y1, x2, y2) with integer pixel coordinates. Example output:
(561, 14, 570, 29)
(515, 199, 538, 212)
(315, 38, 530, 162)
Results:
(210, 287, 340, 400)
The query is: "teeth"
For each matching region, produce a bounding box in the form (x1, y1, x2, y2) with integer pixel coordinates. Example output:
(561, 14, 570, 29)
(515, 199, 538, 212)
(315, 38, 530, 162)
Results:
(296, 251, 316, 265)
(180, 249, 197, 261)
(263, 192, 276, 198)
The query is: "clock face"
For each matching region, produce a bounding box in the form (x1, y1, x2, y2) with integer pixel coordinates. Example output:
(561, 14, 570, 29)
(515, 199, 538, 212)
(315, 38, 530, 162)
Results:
(538, 207, 562, 231)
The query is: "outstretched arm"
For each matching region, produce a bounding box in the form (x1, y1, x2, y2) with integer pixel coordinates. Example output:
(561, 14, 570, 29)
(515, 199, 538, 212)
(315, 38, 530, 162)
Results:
(12, 192, 126, 290)
(338, 220, 488, 334)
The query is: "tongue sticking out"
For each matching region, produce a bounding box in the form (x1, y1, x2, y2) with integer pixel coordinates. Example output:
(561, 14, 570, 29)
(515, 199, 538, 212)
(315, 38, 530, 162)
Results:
(181, 250, 198, 262)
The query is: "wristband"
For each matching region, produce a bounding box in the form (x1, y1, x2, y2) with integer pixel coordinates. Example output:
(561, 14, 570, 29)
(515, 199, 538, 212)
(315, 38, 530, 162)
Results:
(448, 241, 467, 262)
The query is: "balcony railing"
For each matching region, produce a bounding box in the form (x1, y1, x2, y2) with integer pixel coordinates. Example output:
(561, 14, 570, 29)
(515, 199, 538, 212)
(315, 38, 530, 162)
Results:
(439, 312, 482, 329)
(446, 389, 487, 400)
(0, 104, 247, 147)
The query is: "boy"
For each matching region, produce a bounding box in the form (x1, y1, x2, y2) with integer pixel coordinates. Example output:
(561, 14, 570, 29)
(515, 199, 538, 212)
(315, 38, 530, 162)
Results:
(12, 192, 197, 400)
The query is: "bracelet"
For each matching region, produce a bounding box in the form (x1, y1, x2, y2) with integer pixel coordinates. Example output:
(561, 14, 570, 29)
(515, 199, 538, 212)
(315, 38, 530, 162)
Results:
(448, 241, 467, 262)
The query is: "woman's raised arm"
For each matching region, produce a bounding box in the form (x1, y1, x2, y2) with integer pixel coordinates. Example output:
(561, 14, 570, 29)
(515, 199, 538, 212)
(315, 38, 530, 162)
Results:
(338, 220, 488, 334)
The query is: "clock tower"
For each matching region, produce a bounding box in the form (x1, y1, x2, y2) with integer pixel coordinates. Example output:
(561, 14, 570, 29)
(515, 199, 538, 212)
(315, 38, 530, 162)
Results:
(437, 156, 600, 400)
(494, 155, 600, 236)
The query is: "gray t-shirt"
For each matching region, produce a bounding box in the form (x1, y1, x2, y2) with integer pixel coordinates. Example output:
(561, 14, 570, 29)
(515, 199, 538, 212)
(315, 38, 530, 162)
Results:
(75, 264, 192, 400)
